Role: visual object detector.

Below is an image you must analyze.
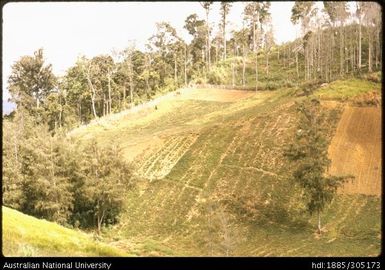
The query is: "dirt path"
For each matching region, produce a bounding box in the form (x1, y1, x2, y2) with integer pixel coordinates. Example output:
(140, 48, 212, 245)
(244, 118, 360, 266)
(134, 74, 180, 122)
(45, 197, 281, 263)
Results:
(328, 106, 381, 196)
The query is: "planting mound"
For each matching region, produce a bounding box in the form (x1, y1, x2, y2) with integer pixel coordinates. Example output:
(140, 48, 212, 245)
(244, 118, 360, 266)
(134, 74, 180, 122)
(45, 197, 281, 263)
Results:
(328, 106, 381, 196)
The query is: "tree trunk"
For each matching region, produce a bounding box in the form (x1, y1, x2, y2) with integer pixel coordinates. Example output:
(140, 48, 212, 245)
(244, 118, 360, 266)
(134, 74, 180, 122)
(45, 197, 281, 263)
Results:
(174, 55, 177, 84)
(108, 72, 112, 115)
(184, 45, 188, 86)
(206, 9, 211, 70)
(129, 75, 133, 105)
(123, 86, 126, 106)
(255, 53, 258, 91)
(368, 35, 372, 72)
(242, 44, 246, 86)
(232, 62, 235, 86)
(317, 210, 321, 234)
(103, 94, 106, 117)
(296, 51, 299, 79)
(358, 20, 362, 70)
(223, 13, 226, 61)
(97, 209, 105, 235)
(87, 75, 98, 119)
(79, 102, 82, 124)
(266, 52, 269, 76)
(254, 15, 258, 92)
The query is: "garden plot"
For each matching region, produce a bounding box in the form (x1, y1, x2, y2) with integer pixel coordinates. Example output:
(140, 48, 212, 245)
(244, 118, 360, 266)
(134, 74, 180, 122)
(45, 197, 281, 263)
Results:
(135, 134, 199, 180)
(328, 106, 381, 196)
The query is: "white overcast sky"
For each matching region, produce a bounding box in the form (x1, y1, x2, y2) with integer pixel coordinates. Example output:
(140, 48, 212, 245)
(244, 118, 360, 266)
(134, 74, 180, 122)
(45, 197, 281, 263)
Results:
(2, 1, 299, 113)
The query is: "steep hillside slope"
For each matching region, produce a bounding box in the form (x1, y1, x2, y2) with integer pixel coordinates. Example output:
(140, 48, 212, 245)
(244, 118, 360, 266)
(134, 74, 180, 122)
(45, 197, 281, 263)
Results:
(70, 79, 381, 256)
(2, 206, 128, 257)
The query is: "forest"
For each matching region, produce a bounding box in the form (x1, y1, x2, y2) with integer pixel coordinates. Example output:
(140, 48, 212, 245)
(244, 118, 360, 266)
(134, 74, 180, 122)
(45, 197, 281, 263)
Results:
(2, 1, 382, 257)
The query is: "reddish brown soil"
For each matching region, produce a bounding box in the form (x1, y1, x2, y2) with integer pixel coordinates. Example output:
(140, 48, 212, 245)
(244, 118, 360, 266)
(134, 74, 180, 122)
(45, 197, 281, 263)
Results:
(328, 106, 381, 196)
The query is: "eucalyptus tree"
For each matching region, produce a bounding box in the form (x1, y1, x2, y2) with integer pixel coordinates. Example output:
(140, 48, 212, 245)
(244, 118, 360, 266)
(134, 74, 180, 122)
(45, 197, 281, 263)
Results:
(200, 2, 214, 70)
(220, 2, 232, 60)
(62, 58, 91, 124)
(264, 20, 275, 76)
(359, 2, 382, 72)
(291, 1, 316, 80)
(184, 13, 207, 79)
(323, 2, 349, 75)
(244, 1, 271, 91)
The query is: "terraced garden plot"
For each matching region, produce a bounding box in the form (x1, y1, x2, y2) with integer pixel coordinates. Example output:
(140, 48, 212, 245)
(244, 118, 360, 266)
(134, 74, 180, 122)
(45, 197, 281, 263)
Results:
(69, 85, 381, 257)
(328, 106, 382, 196)
(135, 134, 199, 180)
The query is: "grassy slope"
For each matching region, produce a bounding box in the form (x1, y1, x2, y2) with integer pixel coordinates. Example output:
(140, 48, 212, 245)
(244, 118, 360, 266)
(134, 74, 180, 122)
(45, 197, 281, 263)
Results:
(6, 77, 379, 256)
(70, 76, 381, 256)
(9, 47, 379, 256)
(2, 206, 129, 257)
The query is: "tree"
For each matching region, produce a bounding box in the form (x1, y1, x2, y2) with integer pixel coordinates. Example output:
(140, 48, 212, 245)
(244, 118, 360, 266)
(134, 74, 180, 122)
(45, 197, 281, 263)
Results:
(324, 2, 349, 75)
(83, 55, 115, 118)
(113, 41, 136, 108)
(244, 2, 271, 91)
(359, 2, 381, 72)
(75, 140, 134, 233)
(285, 98, 352, 234)
(220, 2, 232, 61)
(200, 2, 214, 71)
(11, 118, 74, 224)
(8, 48, 56, 117)
(233, 26, 249, 86)
(291, 2, 315, 80)
(184, 13, 206, 78)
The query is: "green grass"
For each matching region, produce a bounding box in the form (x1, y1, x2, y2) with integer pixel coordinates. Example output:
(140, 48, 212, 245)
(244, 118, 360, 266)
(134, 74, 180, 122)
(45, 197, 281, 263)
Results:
(314, 78, 381, 100)
(2, 206, 130, 257)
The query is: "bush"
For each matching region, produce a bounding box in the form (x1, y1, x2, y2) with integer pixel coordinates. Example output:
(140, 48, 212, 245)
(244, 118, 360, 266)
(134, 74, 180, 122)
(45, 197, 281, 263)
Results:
(207, 67, 227, 85)
(162, 78, 178, 93)
(365, 72, 381, 83)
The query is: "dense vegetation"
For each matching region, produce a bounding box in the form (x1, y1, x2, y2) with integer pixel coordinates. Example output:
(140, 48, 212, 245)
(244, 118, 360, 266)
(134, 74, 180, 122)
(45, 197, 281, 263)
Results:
(3, 111, 134, 232)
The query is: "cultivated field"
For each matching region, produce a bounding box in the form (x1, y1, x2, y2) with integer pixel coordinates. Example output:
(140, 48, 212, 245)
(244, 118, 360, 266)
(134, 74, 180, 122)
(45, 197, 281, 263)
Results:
(329, 106, 382, 196)
(16, 79, 381, 256)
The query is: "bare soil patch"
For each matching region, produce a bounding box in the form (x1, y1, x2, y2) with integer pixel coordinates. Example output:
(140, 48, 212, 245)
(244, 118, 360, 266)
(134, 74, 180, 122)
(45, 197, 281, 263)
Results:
(328, 106, 381, 196)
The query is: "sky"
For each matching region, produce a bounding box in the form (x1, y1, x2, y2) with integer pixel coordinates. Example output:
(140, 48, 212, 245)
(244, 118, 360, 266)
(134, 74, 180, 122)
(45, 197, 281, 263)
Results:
(2, 1, 299, 114)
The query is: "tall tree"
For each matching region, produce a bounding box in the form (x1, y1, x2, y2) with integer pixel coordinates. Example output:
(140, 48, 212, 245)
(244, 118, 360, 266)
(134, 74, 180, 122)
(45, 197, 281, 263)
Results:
(200, 2, 214, 71)
(8, 48, 56, 115)
(220, 2, 232, 61)
(291, 1, 316, 80)
(285, 98, 352, 234)
(233, 24, 249, 86)
(244, 2, 271, 91)
(324, 2, 349, 75)
(76, 140, 134, 233)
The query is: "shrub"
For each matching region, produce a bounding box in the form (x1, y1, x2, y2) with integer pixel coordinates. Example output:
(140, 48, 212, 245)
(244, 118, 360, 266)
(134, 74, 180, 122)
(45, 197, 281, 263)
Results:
(208, 67, 227, 84)
(365, 72, 381, 83)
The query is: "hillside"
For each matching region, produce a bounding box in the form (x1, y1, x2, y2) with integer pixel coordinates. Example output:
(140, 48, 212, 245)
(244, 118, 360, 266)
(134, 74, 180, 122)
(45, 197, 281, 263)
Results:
(70, 78, 381, 256)
(2, 206, 129, 257)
